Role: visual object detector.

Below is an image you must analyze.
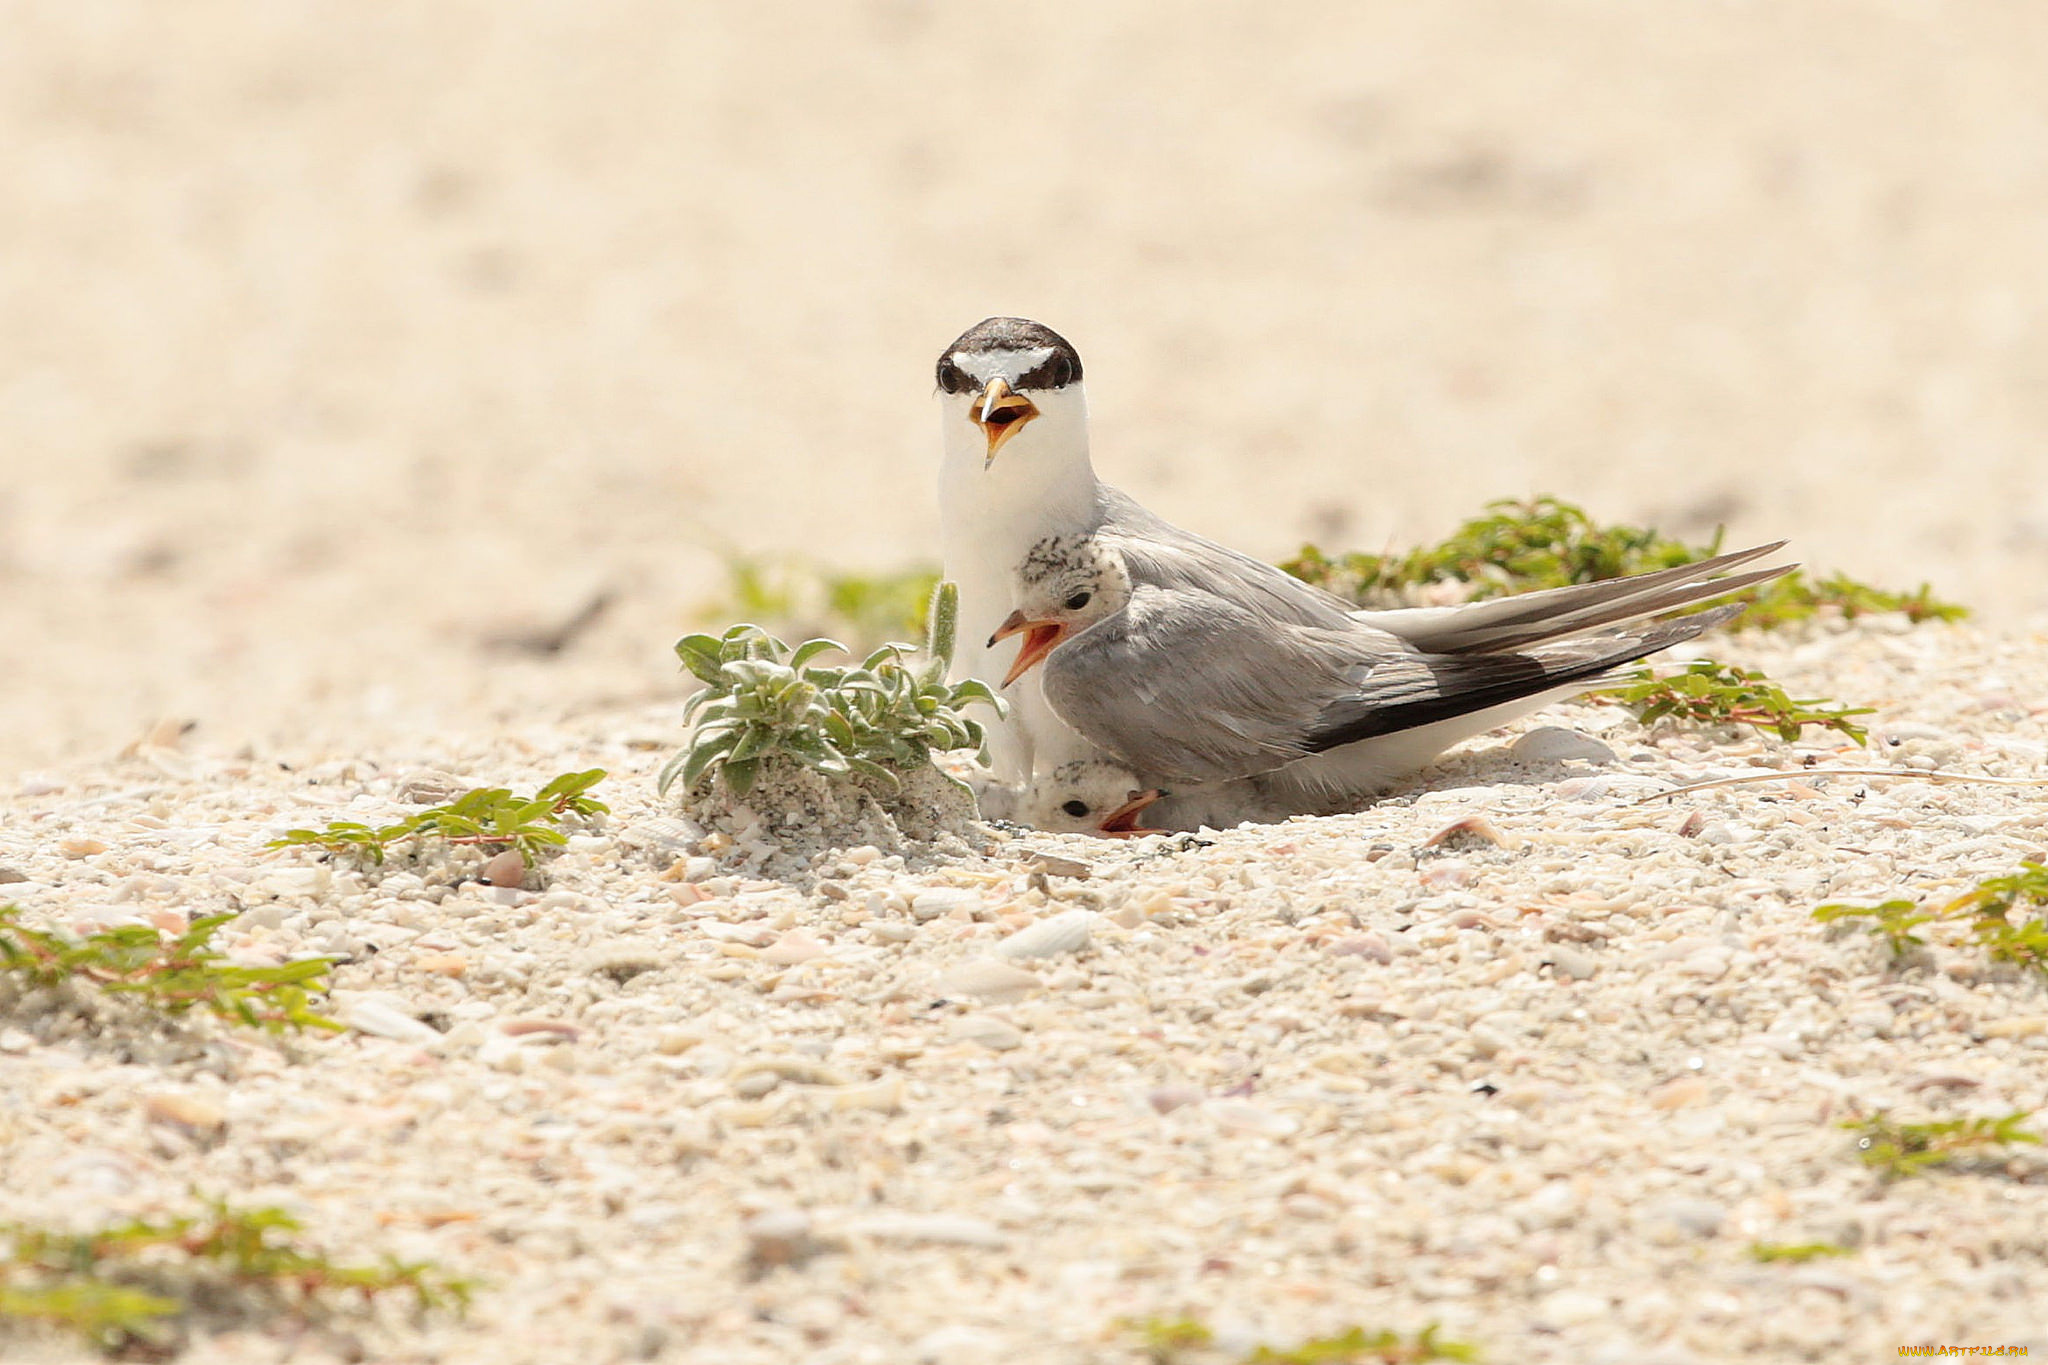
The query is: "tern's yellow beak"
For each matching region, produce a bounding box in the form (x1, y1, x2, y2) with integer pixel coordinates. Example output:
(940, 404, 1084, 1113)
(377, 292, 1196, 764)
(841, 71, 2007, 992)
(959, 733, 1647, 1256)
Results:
(972, 378, 1039, 467)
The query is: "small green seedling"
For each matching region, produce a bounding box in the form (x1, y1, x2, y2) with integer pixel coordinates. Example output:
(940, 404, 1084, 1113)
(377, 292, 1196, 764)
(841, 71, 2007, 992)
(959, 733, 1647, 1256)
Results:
(1279, 495, 1966, 629)
(1843, 1111, 2039, 1180)
(1815, 863, 2048, 976)
(1125, 1316, 1217, 1363)
(0, 907, 339, 1034)
(662, 581, 1003, 798)
(269, 770, 608, 868)
(0, 1196, 472, 1352)
(1810, 899, 1938, 958)
(1119, 1317, 1478, 1365)
(1941, 862, 2048, 974)
(1595, 662, 1873, 743)
(1246, 1325, 1480, 1364)
(1747, 1242, 1854, 1263)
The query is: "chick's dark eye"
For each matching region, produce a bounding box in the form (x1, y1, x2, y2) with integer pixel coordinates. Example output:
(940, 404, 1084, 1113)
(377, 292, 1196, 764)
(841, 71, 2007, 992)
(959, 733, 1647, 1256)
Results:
(936, 362, 965, 394)
(1063, 592, 1091, 611)
(1060, 800, 1090, 817)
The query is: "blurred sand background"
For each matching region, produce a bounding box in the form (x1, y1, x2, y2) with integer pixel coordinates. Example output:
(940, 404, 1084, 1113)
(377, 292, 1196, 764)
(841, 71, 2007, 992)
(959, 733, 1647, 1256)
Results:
(6, 2, 2047, 778)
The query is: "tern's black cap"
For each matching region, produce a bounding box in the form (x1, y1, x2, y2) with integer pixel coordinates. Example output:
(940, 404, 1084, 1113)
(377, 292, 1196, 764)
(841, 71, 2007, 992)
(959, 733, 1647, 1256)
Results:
(936, 317, 1084, 393)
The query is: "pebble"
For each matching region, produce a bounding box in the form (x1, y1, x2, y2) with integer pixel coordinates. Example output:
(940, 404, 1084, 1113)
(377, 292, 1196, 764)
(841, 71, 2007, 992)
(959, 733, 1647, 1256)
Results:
(1205, 1099, 1300, 1138)
(760, 930, 827, 965)
(743, 1208, 839, 1273)
(60, 836, 107, 858)
(331, 993, 443, 1046)
(994, 910, 1095, 960)
(143, 1093, 227, 1137)
(0, 865, 28, 884)
(952, 1015, 1025, 1051)
(480, 848, 526, 888)
(937, 958, 1042, 1005)
(1513, 726, 1619, 765)
(1538, 1289, 1614, 1328)
(1548, 945, 1599, 980)
(577, 944, 666, 981)
(848, 1212, 1006, 1248)
(911, 889, 982, 921)
(700, 922, 777, 947)
(1422, 815, 1514, 850)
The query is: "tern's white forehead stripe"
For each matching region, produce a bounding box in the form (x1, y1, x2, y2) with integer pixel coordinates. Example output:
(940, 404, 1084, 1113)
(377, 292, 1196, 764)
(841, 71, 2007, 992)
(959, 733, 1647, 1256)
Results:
(949, 346, 1057, 386)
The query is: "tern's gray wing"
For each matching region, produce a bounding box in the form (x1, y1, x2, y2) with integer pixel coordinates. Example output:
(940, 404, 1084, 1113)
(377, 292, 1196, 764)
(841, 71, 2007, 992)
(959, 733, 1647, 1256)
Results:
(1355, 543, 1791, 652)
(1093, 486, 1358, 628)
(1044, 586, 1749, 788)
(1039, 585, 1368, 785)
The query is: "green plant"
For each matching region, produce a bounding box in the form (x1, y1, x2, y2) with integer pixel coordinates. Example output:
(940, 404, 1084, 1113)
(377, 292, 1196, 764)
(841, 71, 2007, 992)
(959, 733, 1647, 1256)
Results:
(1594, 662, 1873, 743)
(1119, 1318, 1478, 1365)
(1737, 570, 1967, 630)
(1942, 862, 2048, 973)
(1843, 1111, 2039, 1180)
(1815, 863, 2048, 976)
(1811, 899, 1938, 958)
(708, 557, 942, 653)
(1279, 495, 1966, 628)
(661, 580, 1003, 798)
(1747, 1242, 1853, 1263)
(0, 1197, 471, 1352)
(1282, 497, 1715, 605)
(1125, 1316, 1216, 1363)
(1246, 1326, 1480, 1364)
(0, 908, 340, 1034)
(269, 770, 608, 868)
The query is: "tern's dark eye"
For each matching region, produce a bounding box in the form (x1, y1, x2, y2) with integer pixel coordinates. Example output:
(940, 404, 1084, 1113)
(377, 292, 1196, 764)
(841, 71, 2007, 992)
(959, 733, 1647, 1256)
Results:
(1063, 591, 1091, 611)
(1060, 800, 1090, 817)
(935, 360, 969, 394)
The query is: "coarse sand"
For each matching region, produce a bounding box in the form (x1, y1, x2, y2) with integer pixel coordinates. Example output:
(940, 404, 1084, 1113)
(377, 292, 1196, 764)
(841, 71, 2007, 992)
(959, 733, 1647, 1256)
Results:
(4, 617, 2048, 1362)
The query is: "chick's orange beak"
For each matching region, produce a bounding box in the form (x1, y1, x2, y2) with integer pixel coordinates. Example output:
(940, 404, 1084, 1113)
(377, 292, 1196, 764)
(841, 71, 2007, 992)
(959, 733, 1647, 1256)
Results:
(973, 378, 1039, 467)
(1097, 789, 1167, 838)
(989, 609, 1067, 687)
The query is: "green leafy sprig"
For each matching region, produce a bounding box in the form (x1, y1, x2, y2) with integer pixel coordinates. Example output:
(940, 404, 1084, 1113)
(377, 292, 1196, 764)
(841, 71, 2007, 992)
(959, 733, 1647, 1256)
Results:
(268, 771, 608, 868)
(0, 1197, 471, 1352)
(1281, 496, 1713, 604)
(1280, 495, 1965, 628)
(1595, 662, 1873, 743)
(661, 580, 1004, 798)
(0, 907, 339, 1034)
(1843, 1111, 2040, 1180)
(1815, 862, 2048, 976)
(1120, 1316, 1479, 1365)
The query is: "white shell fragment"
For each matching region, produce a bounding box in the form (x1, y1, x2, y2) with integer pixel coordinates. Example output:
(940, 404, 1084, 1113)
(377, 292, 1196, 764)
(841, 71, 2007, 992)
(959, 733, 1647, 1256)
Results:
(1512, 726, 1619, 765)
(994, 909, 1096, 960)
(936, 957, 1042, 1004)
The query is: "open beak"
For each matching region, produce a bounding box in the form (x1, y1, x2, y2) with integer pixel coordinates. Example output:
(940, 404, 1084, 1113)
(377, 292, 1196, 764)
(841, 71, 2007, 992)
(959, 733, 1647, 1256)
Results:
(989, 609, 1067, 687)
(973, 378, 1039, 467)
(1097, 789, 1167, 838)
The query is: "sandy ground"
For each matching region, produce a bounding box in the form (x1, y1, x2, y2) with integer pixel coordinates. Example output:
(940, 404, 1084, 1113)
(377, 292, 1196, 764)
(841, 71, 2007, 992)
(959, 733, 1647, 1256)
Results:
(5, 619, 2048, 1364)
(6, 2, 2048, 778)
(9, 6, 2048, 1363)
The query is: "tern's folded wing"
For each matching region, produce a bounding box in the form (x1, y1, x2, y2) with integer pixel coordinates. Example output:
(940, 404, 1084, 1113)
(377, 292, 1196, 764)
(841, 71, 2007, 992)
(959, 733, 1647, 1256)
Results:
(1039, 588, 1376, 786)
(1095, 487, 1358, 628)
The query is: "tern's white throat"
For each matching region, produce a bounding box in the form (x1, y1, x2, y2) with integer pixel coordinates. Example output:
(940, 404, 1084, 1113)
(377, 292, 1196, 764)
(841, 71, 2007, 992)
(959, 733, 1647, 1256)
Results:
(938, 376, 1099, 556)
